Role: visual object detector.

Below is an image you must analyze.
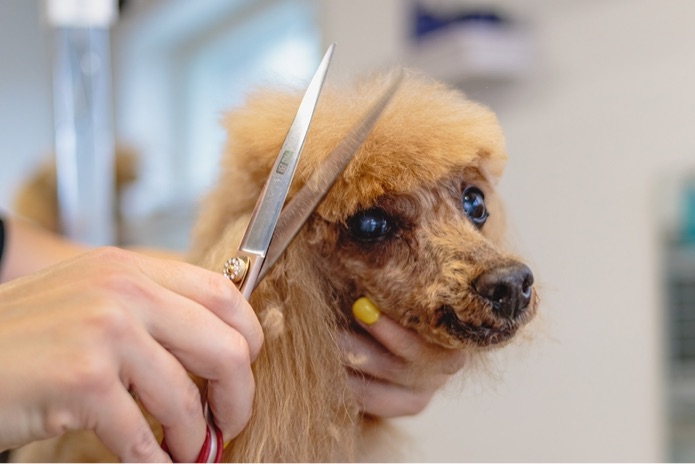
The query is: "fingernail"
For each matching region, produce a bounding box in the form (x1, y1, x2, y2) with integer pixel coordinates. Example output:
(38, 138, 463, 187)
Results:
(352, 297, 380, 325)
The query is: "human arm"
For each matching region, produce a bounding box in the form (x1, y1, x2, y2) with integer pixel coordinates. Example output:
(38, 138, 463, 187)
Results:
(0, 242, 262, 462)
(0, 215, 184, 284)
(0, 215, 87, 283)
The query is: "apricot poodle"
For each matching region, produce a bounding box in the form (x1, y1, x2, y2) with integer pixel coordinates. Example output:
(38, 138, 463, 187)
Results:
(11, 71, 537, 462)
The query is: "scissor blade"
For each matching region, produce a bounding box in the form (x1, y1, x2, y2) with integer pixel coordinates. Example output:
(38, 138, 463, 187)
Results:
(237, 43, 335, 257)
(258, 71, 404, 282)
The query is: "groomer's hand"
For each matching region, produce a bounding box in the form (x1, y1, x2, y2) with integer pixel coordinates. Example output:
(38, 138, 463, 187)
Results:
(0, 247, 263, 462)
(341, 297, 466, 418)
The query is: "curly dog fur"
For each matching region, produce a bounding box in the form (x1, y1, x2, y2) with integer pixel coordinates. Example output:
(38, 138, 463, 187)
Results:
(10, 71, 537, 462)
(191, 71, 537, 461)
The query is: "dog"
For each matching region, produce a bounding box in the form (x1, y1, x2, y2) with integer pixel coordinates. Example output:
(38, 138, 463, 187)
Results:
(13, 147, 138, 240)
(190, 70, 538, 461)
(10, 71, 537, 462)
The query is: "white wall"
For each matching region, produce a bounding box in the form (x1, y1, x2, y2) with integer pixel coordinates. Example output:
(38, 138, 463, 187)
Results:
(318, 0, 695, 461)
(0, 0, 53, 213)
(318, 0, 409, 83)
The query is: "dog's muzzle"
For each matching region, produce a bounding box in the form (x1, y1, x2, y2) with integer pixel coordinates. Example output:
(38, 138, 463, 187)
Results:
(472, 262, 534, 320)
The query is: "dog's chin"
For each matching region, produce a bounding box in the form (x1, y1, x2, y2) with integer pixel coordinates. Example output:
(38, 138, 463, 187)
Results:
(434, 305, 521, 348)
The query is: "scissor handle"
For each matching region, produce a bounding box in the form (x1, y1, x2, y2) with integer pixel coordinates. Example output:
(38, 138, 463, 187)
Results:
(161, 413, 223, 463)
(223, 252, 265, 300)
(200, 405, 224, 463)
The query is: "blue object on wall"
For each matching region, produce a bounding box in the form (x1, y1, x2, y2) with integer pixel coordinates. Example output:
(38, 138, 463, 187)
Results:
(683, 178, 695, 243)
(412, 2, 509, 40)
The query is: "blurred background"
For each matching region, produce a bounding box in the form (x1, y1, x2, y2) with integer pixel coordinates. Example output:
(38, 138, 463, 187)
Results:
(3, 0, 695, 461)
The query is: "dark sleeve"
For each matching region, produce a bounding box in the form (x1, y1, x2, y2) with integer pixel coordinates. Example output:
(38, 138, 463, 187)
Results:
(0, 216, 4, 269)
(0, 218, 7, 463)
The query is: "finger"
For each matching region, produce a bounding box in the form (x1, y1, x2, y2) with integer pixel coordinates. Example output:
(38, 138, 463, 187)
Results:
(130, 282, 256, 442)
(353, 298, 467, 374)
(92, 386, 172, 463)
(133, 278, 253, 377)
(338, 330, 408, 384)
(120, 326, 207, 463)
(355, 305, 432, 361)
(155, 264, 264, 361)
(113, 249, 264, 360)
(346, 374, 433, 418)
(338, 330, 450, 391)
(205, 335, 256, 442)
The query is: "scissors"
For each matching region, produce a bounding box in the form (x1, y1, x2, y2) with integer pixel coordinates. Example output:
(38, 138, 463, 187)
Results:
(167, 44, 403, 463)
(223, 46, 402, 297)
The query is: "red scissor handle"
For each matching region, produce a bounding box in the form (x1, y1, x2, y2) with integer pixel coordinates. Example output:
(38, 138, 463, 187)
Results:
(161, 419, 223, 463)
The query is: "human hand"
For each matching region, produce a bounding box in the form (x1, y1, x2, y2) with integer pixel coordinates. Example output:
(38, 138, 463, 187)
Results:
(340, 297, 467, 418)
(0, 247, 263, 462)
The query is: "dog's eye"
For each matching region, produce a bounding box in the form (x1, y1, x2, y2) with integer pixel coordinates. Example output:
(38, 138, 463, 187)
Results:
(462, 186, 488, 227)
(347, 208, 392, 241)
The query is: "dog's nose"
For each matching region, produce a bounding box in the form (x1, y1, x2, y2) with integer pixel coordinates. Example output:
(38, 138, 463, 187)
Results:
(473, 262, 534, 319)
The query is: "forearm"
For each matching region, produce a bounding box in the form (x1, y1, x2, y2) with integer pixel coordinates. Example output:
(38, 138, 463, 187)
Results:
(0, 215, 87, 283)
(0, 215, 186, 284)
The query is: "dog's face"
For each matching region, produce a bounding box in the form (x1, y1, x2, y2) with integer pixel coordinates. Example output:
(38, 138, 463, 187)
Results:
(210, 72, 537, 350)
(307, 165, 536, 350)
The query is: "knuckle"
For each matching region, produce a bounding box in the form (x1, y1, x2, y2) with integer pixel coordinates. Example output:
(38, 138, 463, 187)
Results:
(227, 403, 253, 439)
(217, 332, 251, 378)
(89, 246, 133, 264)
(247, 319, 264, 361)
(217, 390, 254, 439)
(83, 301, 132, 343)
(389, 335, 419, 361)
(203, 273, 264, 360)
(404, 391, 433, 416)
(383, 354, 409, 378)
(200, 271, 246, 316)
(177, 381, 203, 422)
(207, 272, 236, 303)
(440, 351, 467, 375)
(440, 363, 459, 376)
(96, 268, 149, 301)
(239, 302, 264, 350)
(128, 422, 162, 462)
(42, 407, 77, 436)
(421, 373, 449, 392)
(220, 333, 251, 369)
(62, 352, 114, 397)
(84, 248, 149, 299)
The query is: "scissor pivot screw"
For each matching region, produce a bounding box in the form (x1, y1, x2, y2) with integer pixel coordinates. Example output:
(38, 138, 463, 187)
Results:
(223, 256, 249, 284)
